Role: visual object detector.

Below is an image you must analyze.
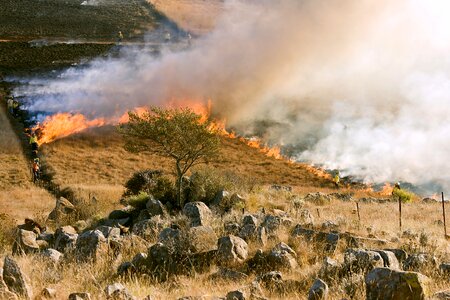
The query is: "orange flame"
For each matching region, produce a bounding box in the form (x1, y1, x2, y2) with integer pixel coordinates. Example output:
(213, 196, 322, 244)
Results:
(35, 113, 105, 144)
(379, 182, 393, 196)
(304, 165, 333, 180)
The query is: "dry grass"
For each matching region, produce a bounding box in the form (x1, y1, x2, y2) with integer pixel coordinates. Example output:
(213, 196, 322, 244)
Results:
(148, 0, 224, 34)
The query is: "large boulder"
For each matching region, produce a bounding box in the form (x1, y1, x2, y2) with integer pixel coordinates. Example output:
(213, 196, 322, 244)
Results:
(132, 216, 165, 241)
(54, 226, 78, 252)
(217, 235, 248, 267)
(267, 243, 298, 272)
(75, 230, 108, 261)
(2, 256, 32, 300)
(145, 243, 175, 282)
(146, 199, 167, 218)
(308, 278, 329, 300)
(344, 249, 384, 273)
(48, 197, 75, 220)
(158, 227, 187, 254)
(183, 202, 212, 227)
(12, 229, 39, 254)
(187, 226, 217, 253)
(365, 268, 430, 300)
(375, 250, 400, 270)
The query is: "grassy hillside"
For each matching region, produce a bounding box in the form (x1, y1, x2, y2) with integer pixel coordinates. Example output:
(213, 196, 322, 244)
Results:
(0, 90, 54, 223)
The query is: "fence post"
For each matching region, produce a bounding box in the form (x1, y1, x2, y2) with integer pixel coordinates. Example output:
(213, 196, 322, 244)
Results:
(356, 202, 361, 226)
(442, 192, 447, 237)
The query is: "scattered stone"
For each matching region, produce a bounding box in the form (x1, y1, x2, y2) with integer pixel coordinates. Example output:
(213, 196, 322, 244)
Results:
(321, 220, 338, 231)
(54, 226, 78, 252)
(109, 209, 132, 220)
(344, 249, 384, 273)
(146, 243, 174, 281)
(68, 292, 92, 300)
(75, 230, 108, 261)
(104, 283, 135, 300)
(439, 262, 450, 276)
(403, 253, 437, 272)
(41, 287, 57, 298)
(261, 215, 282, 235)
(131, 252, 148, 271)
(374, 250, 401, 270)
(3, 256, 32, 300)
(211, 190, 231, 207)
(17, 218, 45, 234)
(365, 268, 430, 300)
(297, 209, 314, 226)
(329, 193, 353, 202)
(183, 202, 212, 227)
(73, 220, 89, 233)
(318, 257, 341, 281)
(158, 227, 186, 253)
(12, 229, 39, 255)
(217, 235, 248, 267)
(308, 278, 329, 300)
(132, 216, 165, 241)
(242, 215, 258, 227)
(224, 223, 240, 235)
(226, 290, 247, 300)
(209, 268, 248, 282)
(96, 226, 121, 240)
(384, 248, 408, 263)
(146, 199, 167, 218)
(40, 248, 63, 264)
(188, 226, 217, 253)
(304, 193, 332, 205)
(48, 197, 75, 220)
(256, 271, 283, 291)
(290, 225, 339, 252)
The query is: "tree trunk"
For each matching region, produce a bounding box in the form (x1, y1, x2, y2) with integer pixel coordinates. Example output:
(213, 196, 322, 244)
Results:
(176, 163, 183, 209)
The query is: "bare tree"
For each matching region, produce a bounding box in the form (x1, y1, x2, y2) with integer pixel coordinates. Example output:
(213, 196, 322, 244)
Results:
(118, 107, 220, 208)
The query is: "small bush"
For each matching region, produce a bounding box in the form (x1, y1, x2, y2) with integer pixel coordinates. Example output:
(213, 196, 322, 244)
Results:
(394, 188, 415, 203)
(150, 176, 176, 204)
(124, 169, 163, 196)
(125, 191, 151, 210)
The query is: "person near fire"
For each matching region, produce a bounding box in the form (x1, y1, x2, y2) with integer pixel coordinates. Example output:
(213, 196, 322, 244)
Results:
(29, 133, 39, 152)
(333, 170, 340, 188)
(32, 158, 40, 183)
(7, 97, 14, 115)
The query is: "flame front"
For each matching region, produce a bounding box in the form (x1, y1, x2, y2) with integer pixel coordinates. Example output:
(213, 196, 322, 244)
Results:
(35, 113, 105, 144)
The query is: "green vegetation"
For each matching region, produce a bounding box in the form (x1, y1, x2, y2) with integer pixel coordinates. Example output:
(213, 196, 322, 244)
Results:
(119, 107, 221, 208)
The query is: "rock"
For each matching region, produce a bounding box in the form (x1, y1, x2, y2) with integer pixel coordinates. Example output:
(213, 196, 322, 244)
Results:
(266, 242, 298, 272)
(3, 256, 32, 299)
(0, 290, 18, 300)
(40, 248, 63, 264)
(304, 193, 332, 205)
(54, 226, 78, 252)
(146, 199, 167, 217)
(261, 215, 282, 235)
(217, 235, 248, 267)
(290, 225, 340, 252)
(375, 250, 400, 270)
(439, 262, 450, 276)
(209, 268, 248, 282)
(96, 226, 121, 239)
(403, 253, 437, 272)
(384, 248, 408, 263)
(188, 226, 217, 253)
(297, 209, 314, 226)
(68, 292, 92, 300)
(433, 290, 450, 300)
(224, 223, 240, 235)
(308, 278, 329, 300)
(73, 220, 88, 233)
(226, 290, 247, 300)
(37, 232, 54, 245)
(41, 287, 57, 298)
(329, 193, 353, 202)
(270, 185, 292, 192)
(365, 268, 430, 300)
(12, 229, 39, 255)
(318, 257, 341, 281)
(131, 252, 148, 271)
(75, 230, 108, 261)
(183, 202, 212, 227)
(211, 190, 231, 207)
(238, 225, 266, 246)
(242, 215, 258, 227)
(256, 271, 283, 291)
(104, 283, 135, 300)
(321, 220, 338, 231)
(158, 227, 186, 253)
(17, 218, 45, 234)
(117, 262, 134, 276)
(48, 197, 75, 220)
(36, 239, 49, 250)
(109, 209, 132, 220)
(247, 249, 269, 274)
(146, 243, 174, 281)
(344, 249, 384, 273)
(132, 216, 165, 241)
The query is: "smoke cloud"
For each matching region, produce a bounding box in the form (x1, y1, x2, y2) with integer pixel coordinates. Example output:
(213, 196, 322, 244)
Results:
(19, 0, 450, 189)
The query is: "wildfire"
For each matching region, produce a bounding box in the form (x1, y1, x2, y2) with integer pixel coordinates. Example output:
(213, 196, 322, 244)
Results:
(35, 113, 105, 144)
(304, 165, 333, 181)
(379, 182, 393, 196)
(241, 137, 282, 159)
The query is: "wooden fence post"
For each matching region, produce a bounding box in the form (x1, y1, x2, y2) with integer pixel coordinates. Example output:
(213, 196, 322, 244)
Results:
(398, 196, 402, 232)
(442, 192, 447, 237)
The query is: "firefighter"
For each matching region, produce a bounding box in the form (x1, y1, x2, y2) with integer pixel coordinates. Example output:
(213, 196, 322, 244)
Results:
(29, 134, 39, 152)
(333, 171, 340, 188)
(32, 158, 40, 183)
(7, 97, 13, 114)
(12, 99, 19, 117)
(117, 31, 123, 44)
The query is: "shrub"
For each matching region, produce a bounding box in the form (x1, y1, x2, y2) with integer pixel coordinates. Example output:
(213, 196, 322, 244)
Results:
(394, 188, 415, 203)
(125, 191, 151, 210)
(123, 169, 163, 196)
(150, 175, 176, 204)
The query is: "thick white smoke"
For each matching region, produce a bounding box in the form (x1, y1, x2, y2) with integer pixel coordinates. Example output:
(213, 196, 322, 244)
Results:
(20, 0, 450, 189)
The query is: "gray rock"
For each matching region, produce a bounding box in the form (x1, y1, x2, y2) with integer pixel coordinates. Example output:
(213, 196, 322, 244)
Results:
(109, 209, 132, 220)
(188, 226, 217, 253)
(267, 243, 298, 271)
(48, 197, 76, 220)
(226, 290, 246, 300)
(290, 225, 340, 252)
(318, 257, 341, 281)
(145, 243, 175, 282)
(439, 262, 450, 276)
(96, 226, 121, 239)
(158, 227, 186, 253)
(131, 252, 148, 271)
(68, 292, 92, 300)
(3, 256, 32, 299)
(375, 250, 400, 270)
(146, 199, 167, 218)
(256, 271, 283, 291)
(365, 268, 430, 300)
(403, 253, 437, 272)
(75, 230, 107, 261)
(224, 223, 240, 235)
(298, 209, 314, 226)
(384, 248, 408, 263)
(211, 190, 230, 207)
(304, 193, 332, 205)
(12, 229, 39, 254)
(183, 202, 212, 227)
(41, 287, 57, 298)
(40, 248, 63, 264)
(344, 249, 384, 273)
(132, 216, 165, 241)
(54, 226, 78, 252)
(308, 278, 328, 300)
(217, 235, 248, 267)
(104, 283, 135, 300)
(261, 215, 282, 235)
(242, 215, 258, 227)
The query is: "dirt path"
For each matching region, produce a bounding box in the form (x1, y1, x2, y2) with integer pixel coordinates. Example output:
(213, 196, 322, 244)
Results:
(0, 89, 54, 223)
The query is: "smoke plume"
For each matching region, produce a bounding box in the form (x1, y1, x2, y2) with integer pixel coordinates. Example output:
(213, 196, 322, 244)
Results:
(19, 0, 450, 189)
